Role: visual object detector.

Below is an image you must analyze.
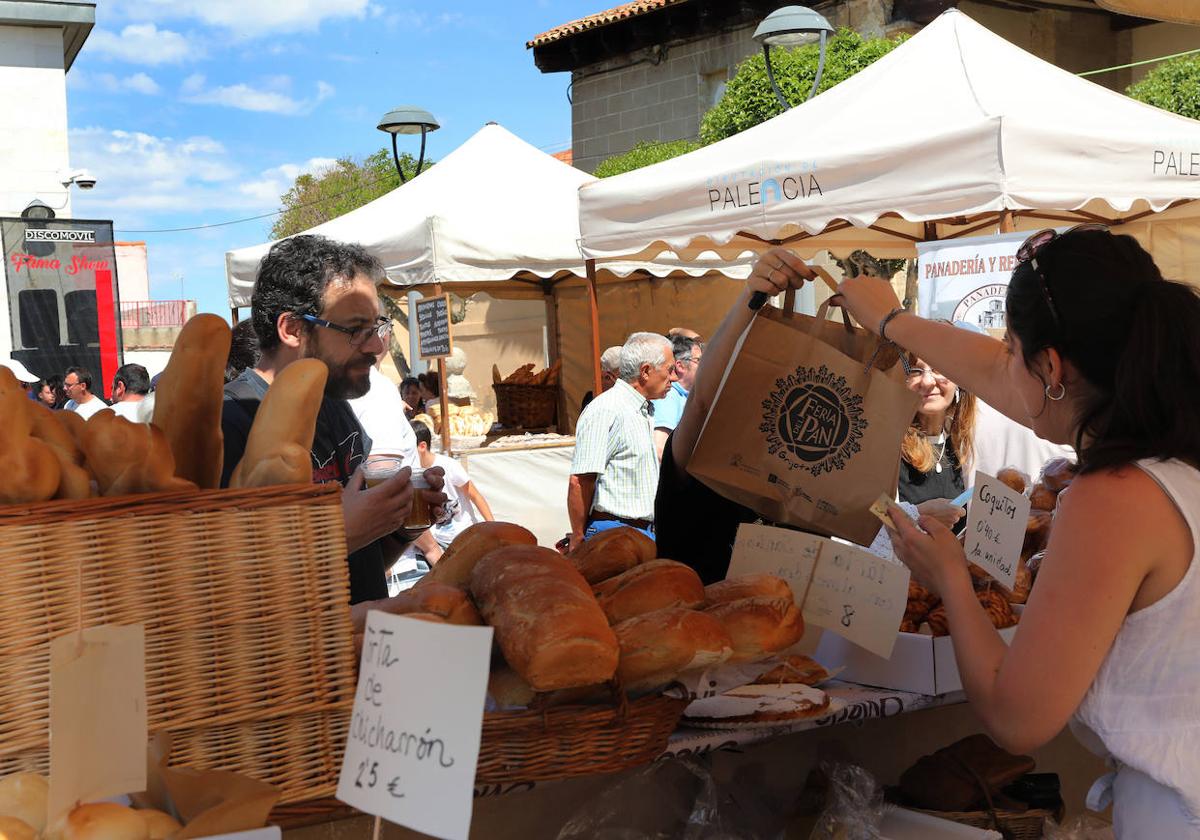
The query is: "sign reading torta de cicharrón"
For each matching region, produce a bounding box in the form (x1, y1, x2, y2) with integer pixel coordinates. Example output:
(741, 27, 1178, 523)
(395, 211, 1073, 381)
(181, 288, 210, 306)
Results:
(415, 294, 452, 360)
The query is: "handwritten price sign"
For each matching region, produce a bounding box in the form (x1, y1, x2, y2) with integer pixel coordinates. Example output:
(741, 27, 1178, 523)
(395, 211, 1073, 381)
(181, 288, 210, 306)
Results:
(964, 472, 1031, 590)
(730, 524, 910, 659)
(337, 613, 493, 840)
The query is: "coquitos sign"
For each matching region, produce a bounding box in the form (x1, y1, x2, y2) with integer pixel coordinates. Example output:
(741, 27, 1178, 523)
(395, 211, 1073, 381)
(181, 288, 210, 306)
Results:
(10, 253, 110, 275)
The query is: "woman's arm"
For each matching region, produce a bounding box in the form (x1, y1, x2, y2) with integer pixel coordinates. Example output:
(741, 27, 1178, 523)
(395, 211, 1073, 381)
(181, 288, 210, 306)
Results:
(888, 467, 1174, 753)
(670, 249, 816, 477)
(836, 275, 1031, 426)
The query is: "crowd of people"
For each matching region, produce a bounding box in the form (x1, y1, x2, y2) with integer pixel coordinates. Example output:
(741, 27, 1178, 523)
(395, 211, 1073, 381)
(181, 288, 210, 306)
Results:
(3, 358, 155, 422)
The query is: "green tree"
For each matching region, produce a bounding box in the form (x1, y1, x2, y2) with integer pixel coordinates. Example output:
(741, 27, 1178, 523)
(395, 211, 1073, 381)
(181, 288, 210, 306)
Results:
(1127, 54, 1200, 120)
(593, 138, 701, 178)
(269, 149, 432, 239)
(700, 28, 906, 144)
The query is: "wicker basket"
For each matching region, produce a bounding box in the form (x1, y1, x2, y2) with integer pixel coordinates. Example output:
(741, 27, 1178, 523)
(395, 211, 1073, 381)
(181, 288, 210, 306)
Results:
(493, 382, 558, 429)
(911, 806, 1056, 839)
(0, 484, 357, 805)
(477, 694, 686, 783)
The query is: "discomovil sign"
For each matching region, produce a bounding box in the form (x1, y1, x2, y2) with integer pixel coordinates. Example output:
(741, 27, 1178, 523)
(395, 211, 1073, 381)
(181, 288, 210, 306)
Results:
(916, 230, 1030, 328)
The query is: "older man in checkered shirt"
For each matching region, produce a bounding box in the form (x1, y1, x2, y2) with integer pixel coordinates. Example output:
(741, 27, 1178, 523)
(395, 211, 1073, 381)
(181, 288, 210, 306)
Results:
(567, 332, 676, 551)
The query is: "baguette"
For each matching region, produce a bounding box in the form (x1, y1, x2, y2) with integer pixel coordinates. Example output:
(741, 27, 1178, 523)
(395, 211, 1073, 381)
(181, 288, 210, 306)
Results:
(419, 521, 537, 589)
(704, 573, 793, 606)
(0, 368, 61, 505)
(151, 314, 232, 489)
(594, 559, 705, 624)
(230, 359, 327, 488)
(470, 545, 618, 691)
(568, 526, 656, 585)
(29, 402, 92, 499)
(80, 411, 195, 496)
(614, 608, 733, 694)
(704, 597, 805, 663)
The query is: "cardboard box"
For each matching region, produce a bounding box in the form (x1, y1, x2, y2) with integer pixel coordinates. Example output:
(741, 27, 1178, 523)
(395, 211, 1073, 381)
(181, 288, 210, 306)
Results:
(816, 626, 1018, 696)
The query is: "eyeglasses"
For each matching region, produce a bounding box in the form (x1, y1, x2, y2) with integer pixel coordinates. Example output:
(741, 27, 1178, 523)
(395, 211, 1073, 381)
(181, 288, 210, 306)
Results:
(300, 314, 391, 347)
(1015, 223, 1108, 335)
(63, 380, 81, 389)
(905, 367, 949, 384)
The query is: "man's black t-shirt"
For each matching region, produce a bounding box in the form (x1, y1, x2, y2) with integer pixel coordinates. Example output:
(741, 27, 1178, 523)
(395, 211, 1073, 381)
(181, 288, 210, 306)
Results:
(221, 369, 388, 604)
(654, 432, 758, 585)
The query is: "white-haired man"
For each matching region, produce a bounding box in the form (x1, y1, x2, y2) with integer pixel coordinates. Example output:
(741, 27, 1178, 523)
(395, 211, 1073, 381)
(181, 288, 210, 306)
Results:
(580, 345, 622, 413)
(568, 332, 676, 550)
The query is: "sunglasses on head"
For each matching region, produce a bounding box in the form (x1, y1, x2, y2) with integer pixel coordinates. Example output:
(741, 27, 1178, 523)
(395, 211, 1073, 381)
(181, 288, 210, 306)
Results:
(1015, 223, 1108, 334)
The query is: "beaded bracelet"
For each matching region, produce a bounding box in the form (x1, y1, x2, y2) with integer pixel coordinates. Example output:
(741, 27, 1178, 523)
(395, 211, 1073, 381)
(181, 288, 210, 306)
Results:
(879, 307, 908, 341)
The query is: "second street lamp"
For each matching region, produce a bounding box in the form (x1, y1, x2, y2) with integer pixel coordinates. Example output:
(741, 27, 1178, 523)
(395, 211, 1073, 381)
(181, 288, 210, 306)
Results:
(376, 106, 441, 182)
(753, 6, 836, 110)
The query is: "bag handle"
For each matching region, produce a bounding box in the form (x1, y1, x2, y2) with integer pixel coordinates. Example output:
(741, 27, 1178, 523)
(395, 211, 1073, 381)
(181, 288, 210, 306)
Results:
(808, 298, 854, 336)
(774, 265, 841, 321)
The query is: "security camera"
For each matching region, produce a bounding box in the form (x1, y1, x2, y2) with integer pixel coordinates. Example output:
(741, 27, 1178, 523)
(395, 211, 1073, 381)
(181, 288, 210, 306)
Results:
(60, 169, 97, 190)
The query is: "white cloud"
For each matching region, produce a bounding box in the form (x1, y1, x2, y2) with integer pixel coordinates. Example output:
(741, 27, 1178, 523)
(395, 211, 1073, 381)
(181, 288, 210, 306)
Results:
(381, 9, 465, 32)
(180, 74, 334, 115)
(110, 0, 371, 39)
(72, 71, 162, 95)
(239, 157, 339, 203)
(87, 24, 199, 65)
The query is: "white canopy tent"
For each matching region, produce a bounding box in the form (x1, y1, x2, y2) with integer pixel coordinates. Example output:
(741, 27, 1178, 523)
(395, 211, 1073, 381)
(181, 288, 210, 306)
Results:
(577, 9, 1200, 284)
(226, 123, 753, 425)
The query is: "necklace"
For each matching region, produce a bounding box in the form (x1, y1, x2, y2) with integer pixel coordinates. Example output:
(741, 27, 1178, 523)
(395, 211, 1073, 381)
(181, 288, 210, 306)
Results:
(927, 433, 947, 474)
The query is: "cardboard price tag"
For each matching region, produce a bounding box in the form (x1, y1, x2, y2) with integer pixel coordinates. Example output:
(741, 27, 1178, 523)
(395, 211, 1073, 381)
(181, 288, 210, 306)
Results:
(49, 624, 148, 823)
(337, 613, 493, 840)
(730, 523, 910, 659)
(964, 471, 1031, 590)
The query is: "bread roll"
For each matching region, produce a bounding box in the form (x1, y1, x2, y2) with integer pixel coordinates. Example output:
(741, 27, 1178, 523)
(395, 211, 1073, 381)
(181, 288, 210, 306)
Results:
(81, 412, 195, 496)
(1040, 457, 1077, 493)
(704, 574, 793, 606)
(0, 817, 36, 840)
(614, 608, 733, 694)
(0, 369, 60, 505)
(1028, 483, 1057, 512)
(151, 314, 232, 489)
(58, 804, 148, 840)
(996, 467, 1029, 495)
(134, 810, 181, 840)
(593, 560, 705, 624)
(568, 526, 656, 585)
(229, 359, 327, 488)
(470, 545, 618, 691)
(420, 522, 537, 589)
(704, 597, 805, 662)
(1022, 510, 1053, 560)
(374, 582, 482, 625)
(0, 772, 47, 832)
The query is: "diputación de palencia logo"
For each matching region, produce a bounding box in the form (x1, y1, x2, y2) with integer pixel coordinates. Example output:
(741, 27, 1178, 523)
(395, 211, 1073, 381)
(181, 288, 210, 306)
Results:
(760, 365, 867, 476)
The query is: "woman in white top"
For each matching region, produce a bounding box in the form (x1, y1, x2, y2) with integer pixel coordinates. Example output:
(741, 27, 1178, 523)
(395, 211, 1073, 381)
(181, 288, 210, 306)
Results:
(758, 227, 1200, 835)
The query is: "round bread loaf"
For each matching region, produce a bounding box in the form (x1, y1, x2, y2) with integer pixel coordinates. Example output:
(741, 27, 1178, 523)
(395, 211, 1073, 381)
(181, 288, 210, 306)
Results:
(568, 526, 656, 585)
(135, 810, 181, 840)
(59, 804, 149, 840)
(704, 597, 805, 662)
(594, 560, 705, 624)
(0, 816, 36, 840)
(0, 773, 47, 832)
(421, 522, 537, 589)
(614, 607, 733, 693)
(375, 582, 482, 625)
(703, 574, 793, 606)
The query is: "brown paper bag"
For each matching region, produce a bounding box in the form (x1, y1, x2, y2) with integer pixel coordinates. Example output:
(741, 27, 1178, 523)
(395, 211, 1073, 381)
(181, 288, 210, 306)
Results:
(689, 299, 919, 546)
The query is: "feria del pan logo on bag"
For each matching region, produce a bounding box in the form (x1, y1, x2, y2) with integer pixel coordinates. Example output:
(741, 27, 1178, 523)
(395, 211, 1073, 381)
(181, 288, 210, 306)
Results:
(760, 365, 867, 476)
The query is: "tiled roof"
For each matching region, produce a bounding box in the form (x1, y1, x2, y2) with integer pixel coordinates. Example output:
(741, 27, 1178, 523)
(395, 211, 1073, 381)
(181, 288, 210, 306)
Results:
(551, 148, 574, 165)
(527, 0, 691, 48)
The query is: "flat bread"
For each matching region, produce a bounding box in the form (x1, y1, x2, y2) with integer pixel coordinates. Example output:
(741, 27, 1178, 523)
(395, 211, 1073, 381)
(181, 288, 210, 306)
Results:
(683, 683, 830, 725)
(750, 654, 831, 687)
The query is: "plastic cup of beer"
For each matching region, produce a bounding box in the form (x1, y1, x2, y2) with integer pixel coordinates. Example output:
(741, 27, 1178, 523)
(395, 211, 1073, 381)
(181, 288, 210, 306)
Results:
(363, 456, 403, 488)
(405, 470, 433, 530)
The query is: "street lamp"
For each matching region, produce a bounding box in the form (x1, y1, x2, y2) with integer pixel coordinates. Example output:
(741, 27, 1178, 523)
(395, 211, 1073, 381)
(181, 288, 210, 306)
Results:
(376, 106, 440, 183)
(753, 6, 835, 110)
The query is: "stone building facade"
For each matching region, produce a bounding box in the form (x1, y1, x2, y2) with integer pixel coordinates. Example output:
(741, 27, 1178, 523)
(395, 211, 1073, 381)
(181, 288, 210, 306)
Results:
(528, 0, 1192, 173)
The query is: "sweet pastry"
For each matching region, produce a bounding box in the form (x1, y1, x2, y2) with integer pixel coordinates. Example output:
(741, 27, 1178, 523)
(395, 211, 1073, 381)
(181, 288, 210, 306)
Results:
(750, 655, 831, 687)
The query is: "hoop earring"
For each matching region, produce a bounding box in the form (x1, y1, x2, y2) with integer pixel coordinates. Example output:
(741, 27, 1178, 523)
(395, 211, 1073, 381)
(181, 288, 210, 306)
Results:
(1045, 382, 1066, 402)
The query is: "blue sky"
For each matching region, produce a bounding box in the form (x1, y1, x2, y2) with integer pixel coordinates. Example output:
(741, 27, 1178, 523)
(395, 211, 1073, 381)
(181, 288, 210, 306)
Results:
(68, 0, 604, 317)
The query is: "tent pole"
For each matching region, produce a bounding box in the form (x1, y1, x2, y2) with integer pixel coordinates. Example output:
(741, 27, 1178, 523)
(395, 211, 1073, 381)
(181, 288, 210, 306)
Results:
(585, 259, 602, 397)
(907, 221, 939, 311)
(433, 282, 452, 455)
(999, 210, 1016, 233)
(543, 283, 567, 432)
(230, 307, 239, 326)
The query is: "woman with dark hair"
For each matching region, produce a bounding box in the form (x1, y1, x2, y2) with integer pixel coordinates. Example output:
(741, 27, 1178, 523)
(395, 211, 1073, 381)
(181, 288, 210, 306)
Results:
(898, 351, 977, 520)
(800, 226, 1200, 834)
(44, 374, 67, 409)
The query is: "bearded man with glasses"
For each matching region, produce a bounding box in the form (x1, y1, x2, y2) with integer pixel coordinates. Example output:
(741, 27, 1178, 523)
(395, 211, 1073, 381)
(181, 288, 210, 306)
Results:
(221, 234, 447, 604)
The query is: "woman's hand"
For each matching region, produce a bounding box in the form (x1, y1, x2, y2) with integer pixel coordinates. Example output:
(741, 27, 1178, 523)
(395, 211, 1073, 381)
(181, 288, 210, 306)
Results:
(837, 273, 904, 336)
(748, 247, 816, 297)
(886, 502, 972, 596)
(916, 498, 965, 530)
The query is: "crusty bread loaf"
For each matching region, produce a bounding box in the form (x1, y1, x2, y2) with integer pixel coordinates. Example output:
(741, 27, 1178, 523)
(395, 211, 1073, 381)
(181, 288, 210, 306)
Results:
(470, 545, 618, 691)
(0, 369, 60, 505)
(134, 810, 181, 840)
(704, 597, 805, 663)
(420, 522, 537, 589)
(593, 560, 705, 624)
(0, 817, 36, 840)
(703, 574, 793, 607)
(151, 314, 232, 489)
(568, 526, 657, 584)
(80, 412, 195, 496)
(487, 666, 537, 708)
(374, 582, 482, 625)
(57, 804, 148, 840)
(0, 772, 47, 832)
(614, 608, 733, 694)
(230, 359, 327, 488)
